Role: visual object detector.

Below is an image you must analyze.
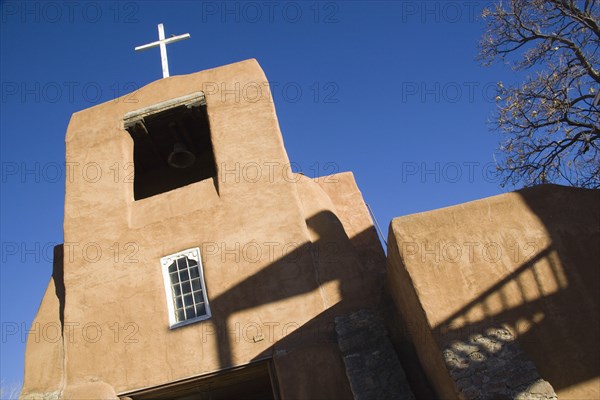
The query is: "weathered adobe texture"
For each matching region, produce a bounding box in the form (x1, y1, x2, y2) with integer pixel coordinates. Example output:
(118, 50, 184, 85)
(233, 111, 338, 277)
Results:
(387, 184, 599, 399)
(20, 59, 388, 399)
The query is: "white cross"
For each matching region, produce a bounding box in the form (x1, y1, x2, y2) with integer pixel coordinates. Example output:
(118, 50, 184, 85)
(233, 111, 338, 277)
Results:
(135, 23, 190, 79)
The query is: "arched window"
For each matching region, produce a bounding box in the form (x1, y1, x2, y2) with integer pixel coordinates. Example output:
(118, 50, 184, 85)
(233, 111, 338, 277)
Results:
(160, 247, 211, 328)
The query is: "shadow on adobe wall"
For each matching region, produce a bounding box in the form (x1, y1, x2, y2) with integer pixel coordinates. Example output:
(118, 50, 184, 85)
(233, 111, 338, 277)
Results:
(432, 185, 600, 396)
(201, 209, 431, 398)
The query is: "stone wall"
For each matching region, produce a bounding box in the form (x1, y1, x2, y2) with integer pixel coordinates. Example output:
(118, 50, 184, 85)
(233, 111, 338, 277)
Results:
(335, 309, 415, 400)
(443, 326, 556, 400)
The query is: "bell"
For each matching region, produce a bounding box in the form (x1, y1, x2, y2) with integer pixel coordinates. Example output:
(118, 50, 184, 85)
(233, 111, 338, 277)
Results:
(168, 142, 196, 169)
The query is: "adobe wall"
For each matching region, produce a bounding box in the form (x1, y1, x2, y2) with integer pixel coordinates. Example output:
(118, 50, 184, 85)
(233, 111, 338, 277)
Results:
(20, 247, 64, 398)
(387, 185, 600, 399)
(20, 60, 387, 399)
(269, 172, 387, 400)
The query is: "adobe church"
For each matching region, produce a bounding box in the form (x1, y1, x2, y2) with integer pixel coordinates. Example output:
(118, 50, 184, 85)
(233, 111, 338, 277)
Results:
(19, 56, 599, 398)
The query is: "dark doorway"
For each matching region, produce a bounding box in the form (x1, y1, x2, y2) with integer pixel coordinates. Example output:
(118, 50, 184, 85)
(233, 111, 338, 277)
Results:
(129, 361, 278, 400)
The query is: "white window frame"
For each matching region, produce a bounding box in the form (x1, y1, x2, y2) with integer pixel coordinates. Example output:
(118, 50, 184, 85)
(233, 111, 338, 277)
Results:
(161, 247, 211, 329)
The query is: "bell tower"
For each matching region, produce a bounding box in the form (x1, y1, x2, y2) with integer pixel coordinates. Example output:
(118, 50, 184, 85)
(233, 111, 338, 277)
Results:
(20, 58, 388, 399)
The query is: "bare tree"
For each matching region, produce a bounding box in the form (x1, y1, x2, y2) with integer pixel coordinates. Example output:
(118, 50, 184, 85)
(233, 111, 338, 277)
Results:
(479, 0, 599, 188)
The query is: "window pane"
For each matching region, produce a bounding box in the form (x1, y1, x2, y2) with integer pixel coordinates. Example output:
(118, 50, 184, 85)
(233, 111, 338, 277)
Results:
(173, 285, 181, 296)
(175, 297, 183, 309)
(193, 291, 203, 303)
(176, 257, 187, 270)
(190, 267, 200, 279)
(185, 306, 196, 319)
(176, 309, 185, 322)
(168, 263, 177, 273)
(191, 278, 201, 291)
(170, 272, 179, 283)
(196, 303, 206, 316)
(181, 282, 191, 294)
(183, 294, 193, 307)
(179, 269, 190, 282)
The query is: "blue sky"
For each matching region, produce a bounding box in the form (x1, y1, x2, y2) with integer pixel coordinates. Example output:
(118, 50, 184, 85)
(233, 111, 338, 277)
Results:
(0, 0, 516, 390)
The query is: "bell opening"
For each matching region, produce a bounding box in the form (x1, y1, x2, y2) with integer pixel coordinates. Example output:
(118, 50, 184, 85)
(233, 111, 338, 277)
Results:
(125, 99, 217, 200)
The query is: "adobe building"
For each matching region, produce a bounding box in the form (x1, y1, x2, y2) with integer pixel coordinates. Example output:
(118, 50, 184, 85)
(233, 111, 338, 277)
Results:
(386, 185, 599, 399)
(19, 59, 410, 399)
(20, 59, 599, 399)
